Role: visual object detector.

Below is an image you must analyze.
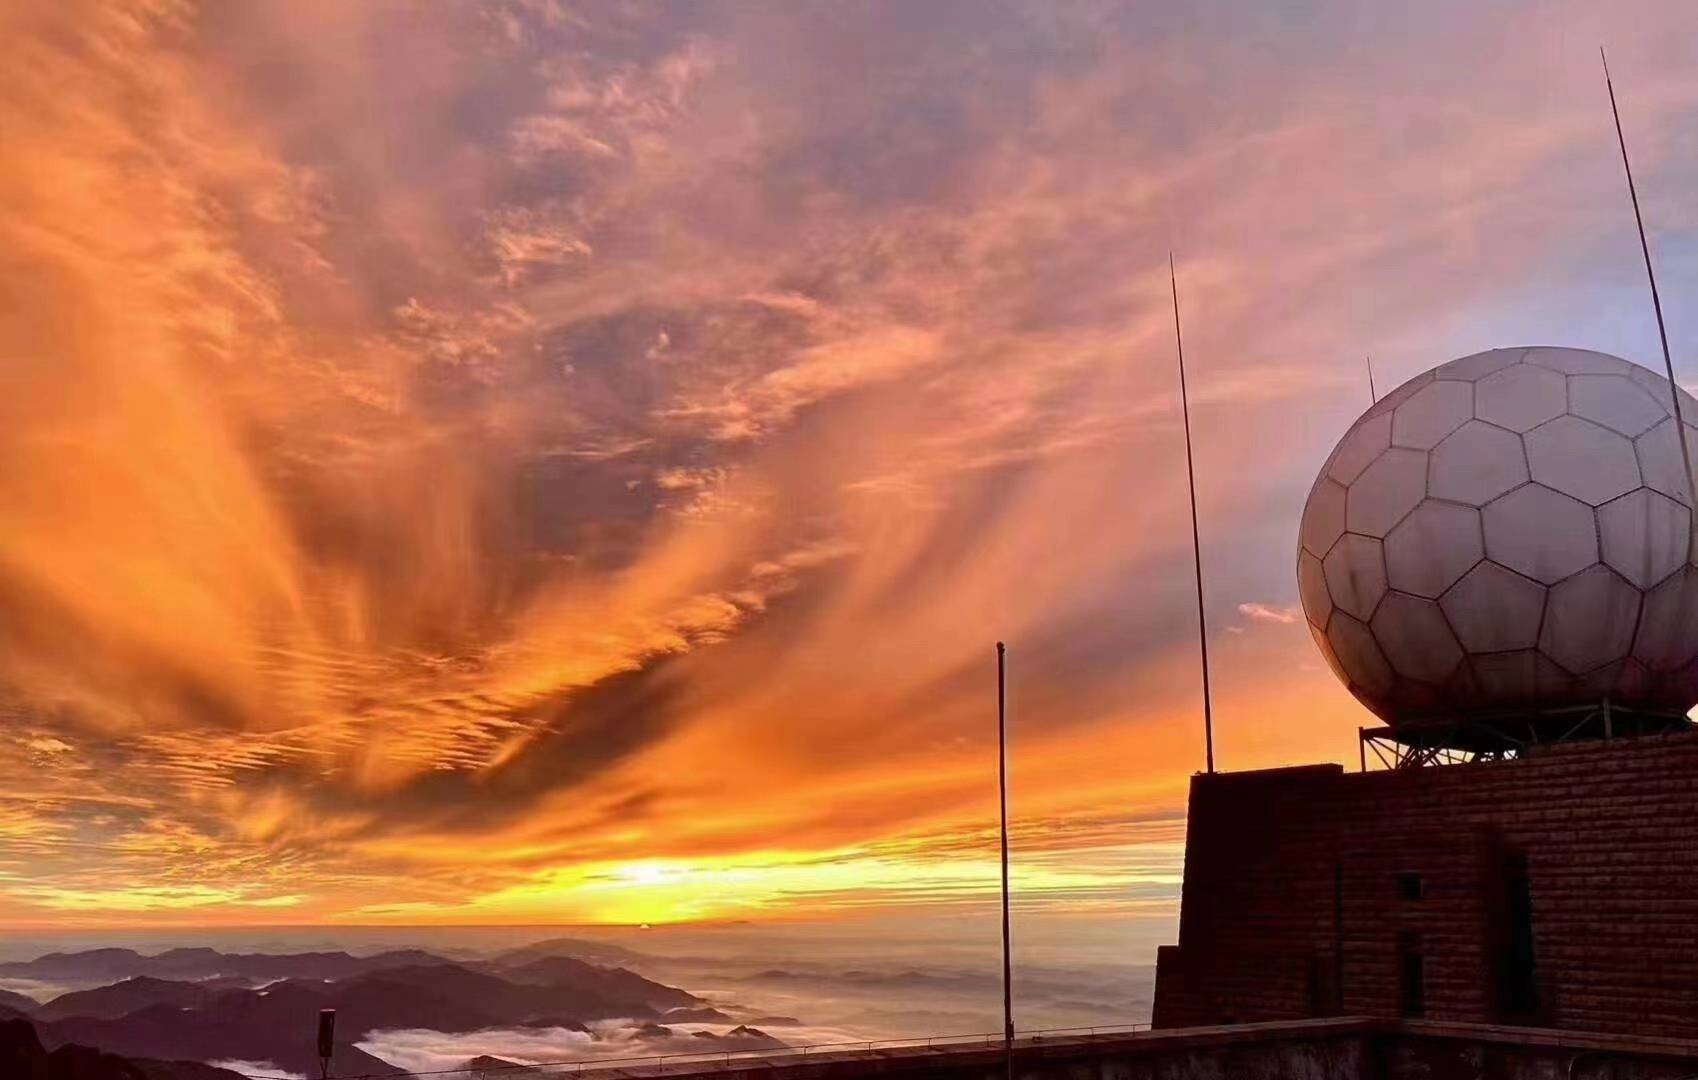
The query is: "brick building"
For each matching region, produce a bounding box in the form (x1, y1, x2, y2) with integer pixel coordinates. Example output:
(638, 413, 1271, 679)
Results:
(1151, 731, 1698, 1039)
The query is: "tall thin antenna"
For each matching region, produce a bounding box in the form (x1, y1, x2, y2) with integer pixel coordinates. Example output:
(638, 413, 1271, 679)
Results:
(1602, 46, 1697, 510)
(995, 641, 1014, 1080)
(1366, 355, 1378, 404)
(1170, 252, 1215, 774)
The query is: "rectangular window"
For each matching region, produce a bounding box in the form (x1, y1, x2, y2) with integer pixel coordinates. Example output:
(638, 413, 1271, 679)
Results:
(1398, 931, 1425, 1018)
(1396, 871, 1423, 901)
(1498, 852, 1538, 1016)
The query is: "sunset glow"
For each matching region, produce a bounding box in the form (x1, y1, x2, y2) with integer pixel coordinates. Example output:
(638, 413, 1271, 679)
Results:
(2, 1, 1696, 929)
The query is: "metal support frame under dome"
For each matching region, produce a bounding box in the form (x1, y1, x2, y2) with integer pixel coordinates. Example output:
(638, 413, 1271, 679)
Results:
(1357, 701, 1694, 770)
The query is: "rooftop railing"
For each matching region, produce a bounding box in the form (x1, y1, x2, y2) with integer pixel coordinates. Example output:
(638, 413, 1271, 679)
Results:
(241, 1022, 1154, 1080)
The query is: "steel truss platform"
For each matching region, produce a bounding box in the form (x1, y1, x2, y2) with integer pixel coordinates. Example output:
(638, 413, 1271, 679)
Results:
(1357, 702, 1694, 770)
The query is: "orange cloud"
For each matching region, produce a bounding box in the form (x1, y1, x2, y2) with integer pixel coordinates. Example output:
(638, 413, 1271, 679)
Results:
(0, 0, 1696, 928)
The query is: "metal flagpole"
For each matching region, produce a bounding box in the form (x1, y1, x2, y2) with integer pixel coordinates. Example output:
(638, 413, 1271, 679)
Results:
(317, 1008, 336, 1080)
(996, 641, 1014, 1080)
(1602, 46, 1698, 511)
(1170, 253, 1215, 773)
(1366, 356, 1378, 404)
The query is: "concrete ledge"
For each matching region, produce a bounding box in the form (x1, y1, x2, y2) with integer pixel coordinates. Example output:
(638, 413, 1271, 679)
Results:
(1395, 1019, 1698, 1062)
(549, 1017, 1698, 1080)
(568, 1017, 1374, 1080)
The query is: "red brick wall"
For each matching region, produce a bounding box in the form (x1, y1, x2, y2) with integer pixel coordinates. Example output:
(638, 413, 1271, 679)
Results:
(1151, 731, 1698, 1038)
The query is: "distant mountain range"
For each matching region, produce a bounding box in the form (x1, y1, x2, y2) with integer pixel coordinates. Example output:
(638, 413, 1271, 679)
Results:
(0, 1017, 244, 1080)
(32, 976, 249, 1021)
(463, 1054, 523, 1071)
(689, 1024, 786, 1050)
(0, 946, 451, 985)
(0, 943, 742, 1078)
(0, 987, 41, 1014)
(488, 936, 653, 967)
(744, 968, 1001, 992)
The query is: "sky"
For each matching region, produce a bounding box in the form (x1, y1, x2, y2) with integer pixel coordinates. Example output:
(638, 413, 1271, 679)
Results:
(1, 0, 1696, 931)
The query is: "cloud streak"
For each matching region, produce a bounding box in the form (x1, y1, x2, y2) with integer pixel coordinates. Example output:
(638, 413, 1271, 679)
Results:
(0, 0, 1696, 926)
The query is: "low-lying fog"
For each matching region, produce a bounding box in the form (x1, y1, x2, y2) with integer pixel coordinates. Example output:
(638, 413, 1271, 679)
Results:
(2, 909, 1164, 1075)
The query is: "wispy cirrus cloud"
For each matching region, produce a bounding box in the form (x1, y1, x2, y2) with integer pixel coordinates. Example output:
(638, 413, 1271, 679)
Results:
(0, 0, 1695, 926)
(1236, 603, 1302, 626)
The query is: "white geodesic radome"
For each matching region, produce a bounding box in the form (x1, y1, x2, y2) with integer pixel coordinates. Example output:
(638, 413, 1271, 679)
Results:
(1297, 346, 1698, 726)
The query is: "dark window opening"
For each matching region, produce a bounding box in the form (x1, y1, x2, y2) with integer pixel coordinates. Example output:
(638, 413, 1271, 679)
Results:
(1307, 953, 1331, 1017)
(1396, 871, 1423, 901)
(1331, 860, 1345, 1014)
(1497, 852, 1538, 1017)
(1398, 931, 1425, 1018)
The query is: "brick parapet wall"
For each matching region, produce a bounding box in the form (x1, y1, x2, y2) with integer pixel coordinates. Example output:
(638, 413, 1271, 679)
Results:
(1152, 731, 1698, 1038)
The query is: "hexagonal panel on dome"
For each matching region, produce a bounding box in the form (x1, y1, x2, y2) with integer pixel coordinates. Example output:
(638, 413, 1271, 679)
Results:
(1525, 415, 1641, 506)
(1298, 550, 1333, 629)
(1614, 657, 1656, 707)
(1346, 448, 1427, 536)
(1384, 500, 1482, 598)
(1634, 566, 1698, 672)
(1569, 374, 1668, 437)
(1325, 411, 1391, 485)
(1309, 621, 1349, 686)
(1442, 660, 1482, 706)
(1477, 363, 1567, 432)
(1365, 370, 1436, 421)
(1574, 658, 1627, 700)
(1626, 363, 1698, 417)
(1300, 477, 1347, 556)
(1434, 348, 1524, 382)
(1469, 649, 1573, 708)
(1634, 419, 1697, 508)
(1440, 560, 1545, 652)
(1428, 420, 1527, 505)
(1538, 565, 1641, 675)
(1482, 484, 1599, 584)
(1599, 488, 1690, 588)
(1619, 658, 1698, 714)
(1387, 677, 1447, 717)
(1328, 611, 1394, 697)
(1323, 533, 1387, 621)
(1661, 659, 1698, 713)
(1371, 592, 1463, 684)
(1523, 347, 1635, 376)
(1391, 380, 1473, 450)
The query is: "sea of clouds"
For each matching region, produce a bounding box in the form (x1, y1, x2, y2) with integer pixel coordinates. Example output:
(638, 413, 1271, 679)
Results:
(206, 1061, 306, 1080)
(358, 1019, 870, 1075)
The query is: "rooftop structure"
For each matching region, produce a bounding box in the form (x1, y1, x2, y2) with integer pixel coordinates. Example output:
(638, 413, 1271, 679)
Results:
(1155, 348, 1698, 1040)
(1153, 733, 1698, 1038)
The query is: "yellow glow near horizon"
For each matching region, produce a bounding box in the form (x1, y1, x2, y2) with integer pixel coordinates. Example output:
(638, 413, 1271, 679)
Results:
(2, 1, 1690, 928)
(335, 846, 1184, 927)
